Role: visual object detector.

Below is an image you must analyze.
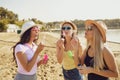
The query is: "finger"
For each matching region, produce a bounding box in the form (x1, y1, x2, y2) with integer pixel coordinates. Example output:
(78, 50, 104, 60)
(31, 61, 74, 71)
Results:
(79, 67, 84, 70)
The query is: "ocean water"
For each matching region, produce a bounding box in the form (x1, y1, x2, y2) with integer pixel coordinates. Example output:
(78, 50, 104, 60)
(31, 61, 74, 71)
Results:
(107, 29, 120, 43)
(78, 29, 120, 43)
(52, 29, 120, 43)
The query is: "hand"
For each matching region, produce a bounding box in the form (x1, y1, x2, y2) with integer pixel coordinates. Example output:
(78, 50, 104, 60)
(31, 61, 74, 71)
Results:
(36, 43, 44, 53)
(43, 54, 48, 64)
(77, 66, 93, 74)
(43, 59, 48, 64)
(56, 38, 65, 49)
(70, 37, 79, 50)
(42, 57, 48, 64)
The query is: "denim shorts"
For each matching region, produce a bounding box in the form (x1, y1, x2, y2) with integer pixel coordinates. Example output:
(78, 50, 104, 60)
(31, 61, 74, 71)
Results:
(62, 67, 83, 80)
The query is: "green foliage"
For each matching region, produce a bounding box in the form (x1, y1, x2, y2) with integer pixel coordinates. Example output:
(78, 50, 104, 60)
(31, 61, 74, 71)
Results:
(0, 7, 18, 31)
(103, 19, 120, 29)
(40, 26, 46, 31)
(72, 19, 84, 29)
(45, 19, 120, 30)
(0, 7, 18, 22)
(0, 7, 120, 32)
(15, 20, 25, 28)
(30, 18, 43, 24)
(0, 20, 7, 31)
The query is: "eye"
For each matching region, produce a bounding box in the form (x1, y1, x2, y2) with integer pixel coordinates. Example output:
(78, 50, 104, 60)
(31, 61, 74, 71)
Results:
(86, 26, 93, 31)
(62, 26, 71, 30)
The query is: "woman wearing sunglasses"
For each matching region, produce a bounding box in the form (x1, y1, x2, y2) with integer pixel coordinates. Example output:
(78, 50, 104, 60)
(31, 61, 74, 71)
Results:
(56, 21, 83, 80)
(78, 20, 119, 80)
(13, 21, 48, 80)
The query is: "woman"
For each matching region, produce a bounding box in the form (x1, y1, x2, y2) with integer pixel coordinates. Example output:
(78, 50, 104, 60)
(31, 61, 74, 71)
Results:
(56, 21, 83, 80)
(13, 21, 47, 80)
(79, 20, 119, 80)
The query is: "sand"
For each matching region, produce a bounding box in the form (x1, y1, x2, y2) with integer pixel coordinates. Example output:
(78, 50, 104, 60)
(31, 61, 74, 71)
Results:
(0, 32, 120, 80)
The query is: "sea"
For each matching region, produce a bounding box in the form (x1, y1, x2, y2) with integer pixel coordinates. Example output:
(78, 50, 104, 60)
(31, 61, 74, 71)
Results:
(78, 29, 120, 43)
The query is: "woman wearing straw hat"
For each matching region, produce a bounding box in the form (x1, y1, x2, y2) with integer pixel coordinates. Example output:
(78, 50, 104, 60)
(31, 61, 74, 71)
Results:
(78, 20, 119, 80)
(13, 21, 48, 80)
(56, 21, 83, 80)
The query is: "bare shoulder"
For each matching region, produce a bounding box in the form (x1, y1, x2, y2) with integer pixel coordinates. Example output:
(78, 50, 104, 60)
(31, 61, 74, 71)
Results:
(103, 46, 115, 59)
(82, 48, 87, 57)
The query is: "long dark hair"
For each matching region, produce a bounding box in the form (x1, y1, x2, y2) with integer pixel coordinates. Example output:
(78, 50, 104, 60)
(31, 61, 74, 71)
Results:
(12, 27, 32, 62)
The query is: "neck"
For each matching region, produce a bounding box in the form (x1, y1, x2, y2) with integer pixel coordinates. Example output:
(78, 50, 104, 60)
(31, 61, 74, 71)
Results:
(27, 41, 33, 45)
(27, 38, 34, 45)
(29, 37, 35, 44)
(88, 40, 94, 48)
(65, 36, 72, 44)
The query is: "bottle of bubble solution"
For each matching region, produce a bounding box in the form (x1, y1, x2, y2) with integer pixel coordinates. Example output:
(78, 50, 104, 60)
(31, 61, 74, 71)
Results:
(43, 52, 48, 64)
(78, 64, 84, 79)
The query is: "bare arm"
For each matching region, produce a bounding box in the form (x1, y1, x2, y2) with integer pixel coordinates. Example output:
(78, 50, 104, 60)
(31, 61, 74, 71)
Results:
(16, 43, 44, 72)
(92, 46, 119, 77)
(16, 51, 38, 72)
(70, 37, 83, 66)
(56, 39, 64, 64)
(74, 41, 83, 66)
(80, 49, 87, 65)
(37, 59, 44, 67)
(79, 46, 119, 77)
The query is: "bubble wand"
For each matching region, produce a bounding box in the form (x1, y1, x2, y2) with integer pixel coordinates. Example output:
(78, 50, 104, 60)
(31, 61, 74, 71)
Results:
(41, 34, 56, 48)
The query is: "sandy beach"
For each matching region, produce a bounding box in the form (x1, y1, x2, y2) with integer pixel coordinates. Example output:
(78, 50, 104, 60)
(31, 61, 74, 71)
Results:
(0, 32, 120, 80)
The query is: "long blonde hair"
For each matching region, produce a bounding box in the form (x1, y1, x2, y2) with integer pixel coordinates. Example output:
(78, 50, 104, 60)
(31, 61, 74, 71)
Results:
(88, 24, 105, 70)
(94, 25, 105, 70)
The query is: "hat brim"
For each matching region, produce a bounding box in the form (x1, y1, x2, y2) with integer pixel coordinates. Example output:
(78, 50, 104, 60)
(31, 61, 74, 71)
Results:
(20, 24, 40, 36)
(85, 20, 106, 43)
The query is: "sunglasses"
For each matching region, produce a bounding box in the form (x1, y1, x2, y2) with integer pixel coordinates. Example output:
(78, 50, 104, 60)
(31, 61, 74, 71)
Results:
(62, 26, 71, 30)
(85, 26, 93, 31)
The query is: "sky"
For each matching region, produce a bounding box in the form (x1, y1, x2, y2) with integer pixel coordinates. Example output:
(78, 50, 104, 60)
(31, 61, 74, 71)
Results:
(0, 0, 120, 22)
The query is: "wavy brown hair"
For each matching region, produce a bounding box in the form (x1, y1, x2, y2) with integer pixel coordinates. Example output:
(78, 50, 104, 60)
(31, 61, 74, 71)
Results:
(12, 27, 39, 62)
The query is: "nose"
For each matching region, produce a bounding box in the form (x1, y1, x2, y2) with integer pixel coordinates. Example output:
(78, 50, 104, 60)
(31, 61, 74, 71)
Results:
(85, 31, 87, 35)
(35, 29, 40, 32)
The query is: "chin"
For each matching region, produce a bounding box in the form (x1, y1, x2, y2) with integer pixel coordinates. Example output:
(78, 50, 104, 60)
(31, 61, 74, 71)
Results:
(85, 35, 87, 38)
(34, 37, 38, 40)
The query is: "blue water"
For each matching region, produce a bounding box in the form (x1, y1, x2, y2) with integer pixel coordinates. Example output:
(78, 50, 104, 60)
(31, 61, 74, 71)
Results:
(107, 29, 120, 43)
(78, 29, 120, 43)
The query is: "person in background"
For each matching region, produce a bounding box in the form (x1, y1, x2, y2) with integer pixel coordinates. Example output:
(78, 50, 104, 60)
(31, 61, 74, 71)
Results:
(56, 21, 83, 80)
(78, 20, 119, 80)
(13, 21, 48, 80)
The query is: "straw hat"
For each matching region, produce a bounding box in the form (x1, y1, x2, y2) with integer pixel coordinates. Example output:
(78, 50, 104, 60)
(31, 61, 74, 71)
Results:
(61, 21, 77, 30)
(85, 20, 107, 43)
(20, 21, 39, 36)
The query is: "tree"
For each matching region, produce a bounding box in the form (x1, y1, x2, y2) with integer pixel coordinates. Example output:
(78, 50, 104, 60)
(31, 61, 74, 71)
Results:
(0, 7, 18, 22)
(0, 19, 8, 31)
(0, 7, 18, 31)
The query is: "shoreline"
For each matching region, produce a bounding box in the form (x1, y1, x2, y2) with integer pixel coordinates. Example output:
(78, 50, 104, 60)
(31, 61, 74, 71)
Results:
(0, 32, 120, 44)
(107, 41, 120, 44)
